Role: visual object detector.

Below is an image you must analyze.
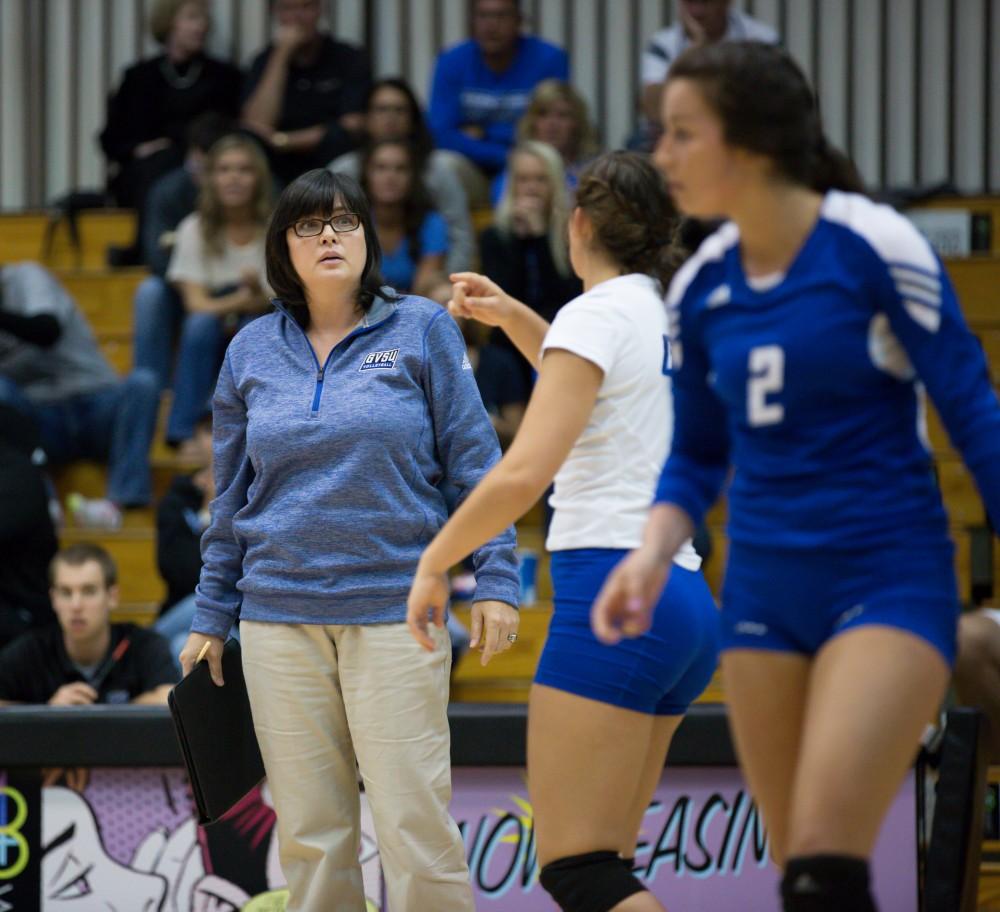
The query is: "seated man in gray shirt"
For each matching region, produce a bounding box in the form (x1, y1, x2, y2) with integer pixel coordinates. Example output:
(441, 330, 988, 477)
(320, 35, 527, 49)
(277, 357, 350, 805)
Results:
(0, 262, 159, 529)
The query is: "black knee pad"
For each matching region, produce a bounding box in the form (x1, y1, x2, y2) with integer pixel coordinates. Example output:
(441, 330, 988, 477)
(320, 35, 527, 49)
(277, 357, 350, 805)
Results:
(781, 854, 877, 912)
(539, 850, 646, 912)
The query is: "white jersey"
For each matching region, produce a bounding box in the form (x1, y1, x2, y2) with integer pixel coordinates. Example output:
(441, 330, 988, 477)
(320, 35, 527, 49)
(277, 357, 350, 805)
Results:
(541, 273, 701, 570)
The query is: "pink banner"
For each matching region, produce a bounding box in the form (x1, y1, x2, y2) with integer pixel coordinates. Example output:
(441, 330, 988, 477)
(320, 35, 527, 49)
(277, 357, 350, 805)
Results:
(452, 767, 918, 911)
(0, 765, 916, 911)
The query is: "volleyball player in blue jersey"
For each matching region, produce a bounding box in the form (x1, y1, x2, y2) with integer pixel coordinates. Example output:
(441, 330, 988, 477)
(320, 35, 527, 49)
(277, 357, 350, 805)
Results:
(592, 43, 1000, 912)
(407, 151, 719, 912)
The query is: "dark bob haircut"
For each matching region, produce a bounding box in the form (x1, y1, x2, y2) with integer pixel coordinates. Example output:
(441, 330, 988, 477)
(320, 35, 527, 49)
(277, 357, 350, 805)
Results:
(265, 169, 395, 321)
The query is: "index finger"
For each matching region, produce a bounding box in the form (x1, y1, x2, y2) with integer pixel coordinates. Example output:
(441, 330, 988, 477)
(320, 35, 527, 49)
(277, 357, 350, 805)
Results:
(449, 271, 483, 284)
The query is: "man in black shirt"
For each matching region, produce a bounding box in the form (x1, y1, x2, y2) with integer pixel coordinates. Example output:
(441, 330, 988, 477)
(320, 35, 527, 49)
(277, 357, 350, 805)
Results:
(0, 543, 177, 706)
(242, 0, 371, 185)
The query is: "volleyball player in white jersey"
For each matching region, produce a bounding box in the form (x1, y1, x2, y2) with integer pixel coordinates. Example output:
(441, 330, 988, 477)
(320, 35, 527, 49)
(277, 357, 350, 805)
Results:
(407, 151, 719, 912)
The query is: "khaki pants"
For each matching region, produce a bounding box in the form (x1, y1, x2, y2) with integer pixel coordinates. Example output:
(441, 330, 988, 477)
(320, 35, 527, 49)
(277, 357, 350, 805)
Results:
(241, 620, 473, 912)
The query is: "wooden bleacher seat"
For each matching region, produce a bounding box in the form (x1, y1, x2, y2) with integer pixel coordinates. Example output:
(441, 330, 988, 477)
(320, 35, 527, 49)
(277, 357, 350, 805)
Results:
(945, 258, 1000, 325)
(0, 210, 136, 271)
(471, 207, 493, 237)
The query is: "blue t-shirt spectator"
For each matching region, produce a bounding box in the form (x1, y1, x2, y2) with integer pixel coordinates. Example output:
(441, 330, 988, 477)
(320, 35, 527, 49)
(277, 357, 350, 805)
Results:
(429, 36, 569, 174)
(380, 211, 449, 293)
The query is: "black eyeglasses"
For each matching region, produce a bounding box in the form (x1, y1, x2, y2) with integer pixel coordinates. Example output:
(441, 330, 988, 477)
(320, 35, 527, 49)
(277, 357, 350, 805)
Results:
(290, 214, 361, 237)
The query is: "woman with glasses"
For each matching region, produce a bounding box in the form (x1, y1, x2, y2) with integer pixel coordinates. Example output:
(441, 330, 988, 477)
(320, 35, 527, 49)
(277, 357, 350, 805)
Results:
(178, 168, 519, 912)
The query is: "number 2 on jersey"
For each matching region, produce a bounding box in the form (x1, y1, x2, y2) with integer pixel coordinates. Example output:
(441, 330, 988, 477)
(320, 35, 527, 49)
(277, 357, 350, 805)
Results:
(747, 345, 785, 426)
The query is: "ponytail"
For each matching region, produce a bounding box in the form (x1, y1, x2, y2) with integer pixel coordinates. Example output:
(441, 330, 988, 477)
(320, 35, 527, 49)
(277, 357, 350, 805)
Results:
(575, 151, 683, 292)
(811, 133, 865, 194)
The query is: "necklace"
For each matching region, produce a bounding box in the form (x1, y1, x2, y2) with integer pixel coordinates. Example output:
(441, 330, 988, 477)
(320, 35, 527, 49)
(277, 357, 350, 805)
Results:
(159, 56, 203, 90)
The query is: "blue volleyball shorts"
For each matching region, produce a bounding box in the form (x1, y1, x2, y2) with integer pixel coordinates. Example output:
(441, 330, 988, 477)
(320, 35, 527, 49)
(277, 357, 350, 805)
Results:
(720, 539, 960, 666)
(534, 548, 720, 715)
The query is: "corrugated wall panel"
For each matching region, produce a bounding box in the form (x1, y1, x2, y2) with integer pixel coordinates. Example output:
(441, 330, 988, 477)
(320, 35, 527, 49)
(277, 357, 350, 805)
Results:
(817, 0, 849, 153)
(991, 0, 1000, 191)
(919, 0, 951, 185)
(570, 0, 600, 146)
(885, 0, 916, 188)
(44, 0, 73, 205)
(2, 0, 998, 210)
(954, 0, 986, 192)
(0, 0, 27, 208)
(851, 0, 882, 185)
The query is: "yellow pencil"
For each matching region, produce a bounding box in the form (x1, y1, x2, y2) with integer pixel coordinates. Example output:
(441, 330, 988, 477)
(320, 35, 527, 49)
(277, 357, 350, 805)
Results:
(196, 641, 212, 664)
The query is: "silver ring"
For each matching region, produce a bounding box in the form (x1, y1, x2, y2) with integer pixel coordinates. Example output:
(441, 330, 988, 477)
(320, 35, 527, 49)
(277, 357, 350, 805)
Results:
(507, 633, 518, 643)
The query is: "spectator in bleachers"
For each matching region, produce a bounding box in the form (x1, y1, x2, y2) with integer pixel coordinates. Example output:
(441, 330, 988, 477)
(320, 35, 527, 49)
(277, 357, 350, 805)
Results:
(635, 0, 778, 148)
(242, 0, 371, 187)
(329, 78, 474, 274)
(131, 117, 237, 410)
(457, 319, 528, 449)
(361, 140, 452, 303)
(428, 0, 568, 206)
(100, 0, 242, 266)
(0, 404, 58, 651)
(491, 79, 598, 205)
(152, 411, 238, 667)
(0, 543, 177, 706)
(159, 135, 273, 450)
(480, 141, 580, 330)
(141, 113, 236, 277)
(0, 263, 159, 530)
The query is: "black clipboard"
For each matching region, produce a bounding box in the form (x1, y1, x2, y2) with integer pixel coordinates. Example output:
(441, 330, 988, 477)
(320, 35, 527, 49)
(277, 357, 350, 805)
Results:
(168, 638, 266, 825)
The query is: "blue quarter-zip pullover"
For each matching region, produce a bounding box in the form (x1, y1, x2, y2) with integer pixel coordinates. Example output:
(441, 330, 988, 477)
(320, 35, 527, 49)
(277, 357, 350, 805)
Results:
(192, 292, 519, 638)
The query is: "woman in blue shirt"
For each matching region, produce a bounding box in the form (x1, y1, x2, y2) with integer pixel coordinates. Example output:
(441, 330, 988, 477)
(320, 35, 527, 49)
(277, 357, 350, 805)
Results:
(179, 169, 519, 912)
(593, 43, 1000, 912)
(360, 138, 451, 303)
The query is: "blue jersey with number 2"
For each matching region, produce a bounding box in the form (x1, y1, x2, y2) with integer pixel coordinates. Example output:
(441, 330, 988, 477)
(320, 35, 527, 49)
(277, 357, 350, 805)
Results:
(655, 190, 1000, 550)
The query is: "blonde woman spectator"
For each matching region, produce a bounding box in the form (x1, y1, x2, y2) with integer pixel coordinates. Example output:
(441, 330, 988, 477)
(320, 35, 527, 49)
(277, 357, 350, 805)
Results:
(481, 142, 580, 326)
(164, 135, 273, 449)
(491, 79, 598, 204)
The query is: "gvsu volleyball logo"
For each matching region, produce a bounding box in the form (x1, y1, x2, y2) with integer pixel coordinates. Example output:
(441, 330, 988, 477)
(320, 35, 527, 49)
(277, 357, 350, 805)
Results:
(359, 349, 399, 371)
(0, 786, 28, 880)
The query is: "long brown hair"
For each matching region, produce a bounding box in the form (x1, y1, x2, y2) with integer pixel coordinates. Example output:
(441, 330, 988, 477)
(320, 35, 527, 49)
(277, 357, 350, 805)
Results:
(197, 135, 273, 256)
(359, 139, 435, 267)
(669, 41, 864, 195)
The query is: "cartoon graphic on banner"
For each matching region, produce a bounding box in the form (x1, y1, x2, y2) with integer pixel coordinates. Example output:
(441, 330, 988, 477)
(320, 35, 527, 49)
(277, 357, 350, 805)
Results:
(1, 765, 916, 911)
